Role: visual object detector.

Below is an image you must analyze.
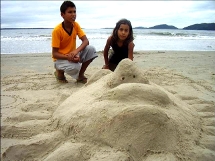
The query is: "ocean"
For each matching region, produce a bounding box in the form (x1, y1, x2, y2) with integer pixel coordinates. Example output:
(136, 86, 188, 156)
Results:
(1, 28, 215, 54)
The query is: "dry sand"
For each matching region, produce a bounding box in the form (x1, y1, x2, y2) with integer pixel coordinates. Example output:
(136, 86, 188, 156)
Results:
(1, 51, 215, 161)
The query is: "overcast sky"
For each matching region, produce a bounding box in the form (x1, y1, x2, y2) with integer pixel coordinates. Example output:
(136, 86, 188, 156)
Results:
(1, 1, 215, 29)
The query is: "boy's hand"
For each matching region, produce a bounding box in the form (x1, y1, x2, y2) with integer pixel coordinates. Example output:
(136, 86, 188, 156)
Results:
(67, 51, 80, 63)
(72, 55, 80, 63)
(69, 50, 78, 58)
(67, 54, 80, 63)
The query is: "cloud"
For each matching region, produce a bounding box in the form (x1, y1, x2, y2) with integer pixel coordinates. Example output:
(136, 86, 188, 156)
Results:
(1, 1, 62, 28)
(1, 1, 215, 29)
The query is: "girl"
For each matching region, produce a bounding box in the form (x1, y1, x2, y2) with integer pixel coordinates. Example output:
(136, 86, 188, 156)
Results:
(102, 18, 135, 71)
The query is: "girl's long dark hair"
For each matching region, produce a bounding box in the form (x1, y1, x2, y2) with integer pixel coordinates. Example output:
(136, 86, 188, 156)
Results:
(111, 18, 134, 46)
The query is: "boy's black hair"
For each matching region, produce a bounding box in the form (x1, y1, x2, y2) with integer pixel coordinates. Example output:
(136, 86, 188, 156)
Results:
(111, 18, 134, 46)
(60, 1, 76, 13)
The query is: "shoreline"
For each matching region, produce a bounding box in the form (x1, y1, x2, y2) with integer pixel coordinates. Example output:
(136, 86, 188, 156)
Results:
(1, 50, 215, 55)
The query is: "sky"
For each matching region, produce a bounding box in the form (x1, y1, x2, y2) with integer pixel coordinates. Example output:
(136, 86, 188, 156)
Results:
(1, 1, 215, 29)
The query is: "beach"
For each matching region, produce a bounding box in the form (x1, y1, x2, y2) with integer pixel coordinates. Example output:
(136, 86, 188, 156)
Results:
(1, 51, 215, 161)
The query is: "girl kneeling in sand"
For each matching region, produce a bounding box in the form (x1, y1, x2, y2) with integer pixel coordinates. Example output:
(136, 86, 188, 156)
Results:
(102, 18, 135, 71)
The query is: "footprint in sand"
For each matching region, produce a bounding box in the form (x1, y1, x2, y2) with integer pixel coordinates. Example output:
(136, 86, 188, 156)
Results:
(1, 59, 215, 161)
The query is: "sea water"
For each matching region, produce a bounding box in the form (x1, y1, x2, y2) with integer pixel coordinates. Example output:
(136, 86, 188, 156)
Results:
(1, 28, 215, 54)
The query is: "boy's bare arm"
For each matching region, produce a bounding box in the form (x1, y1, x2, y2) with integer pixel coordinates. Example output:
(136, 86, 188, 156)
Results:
(52, 47, 79, 62)
(68, 35, 89, 59)
(52, 47, 69, 60)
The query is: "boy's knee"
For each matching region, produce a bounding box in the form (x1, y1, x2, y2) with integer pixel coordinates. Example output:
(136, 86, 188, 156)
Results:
(65, 64, 81, 76)
(86, 45, 96, 53)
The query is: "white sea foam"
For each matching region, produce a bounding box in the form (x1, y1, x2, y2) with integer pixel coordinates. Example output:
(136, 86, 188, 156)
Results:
(1, 28, 215, 54)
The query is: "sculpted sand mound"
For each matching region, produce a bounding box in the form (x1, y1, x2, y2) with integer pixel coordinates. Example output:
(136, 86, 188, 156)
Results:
(51, 59, 201, 160)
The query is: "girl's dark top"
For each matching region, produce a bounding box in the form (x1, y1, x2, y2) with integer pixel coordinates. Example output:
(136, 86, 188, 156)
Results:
(109, 43, 129, 65)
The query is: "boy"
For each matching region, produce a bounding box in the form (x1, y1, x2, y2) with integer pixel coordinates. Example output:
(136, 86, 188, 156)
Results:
(52, 1, 98, 83)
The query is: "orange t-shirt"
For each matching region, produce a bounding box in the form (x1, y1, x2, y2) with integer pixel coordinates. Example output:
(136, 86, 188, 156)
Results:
(52, 22, 85, 61)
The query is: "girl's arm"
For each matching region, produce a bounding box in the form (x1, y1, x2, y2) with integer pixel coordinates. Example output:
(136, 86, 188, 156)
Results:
(128, 41, 135, 60)
(103, 36, 112, 69)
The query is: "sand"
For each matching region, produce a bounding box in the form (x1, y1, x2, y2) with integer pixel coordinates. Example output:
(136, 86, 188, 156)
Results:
(1, 51, 215, 161)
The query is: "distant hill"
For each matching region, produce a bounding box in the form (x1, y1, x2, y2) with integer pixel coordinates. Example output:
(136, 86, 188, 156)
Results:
(134, 26, 147, 29)
(183, 23, 215, 30)
(149, 24, 178, 29)
(103, 23, 215, 30)
(133, 24, 177, 29)
(101, 28, 113, 29)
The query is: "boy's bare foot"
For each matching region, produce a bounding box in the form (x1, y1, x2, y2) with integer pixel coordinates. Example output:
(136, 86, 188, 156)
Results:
(76, 76, 87, 84)
(54, 70, 68, 83)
